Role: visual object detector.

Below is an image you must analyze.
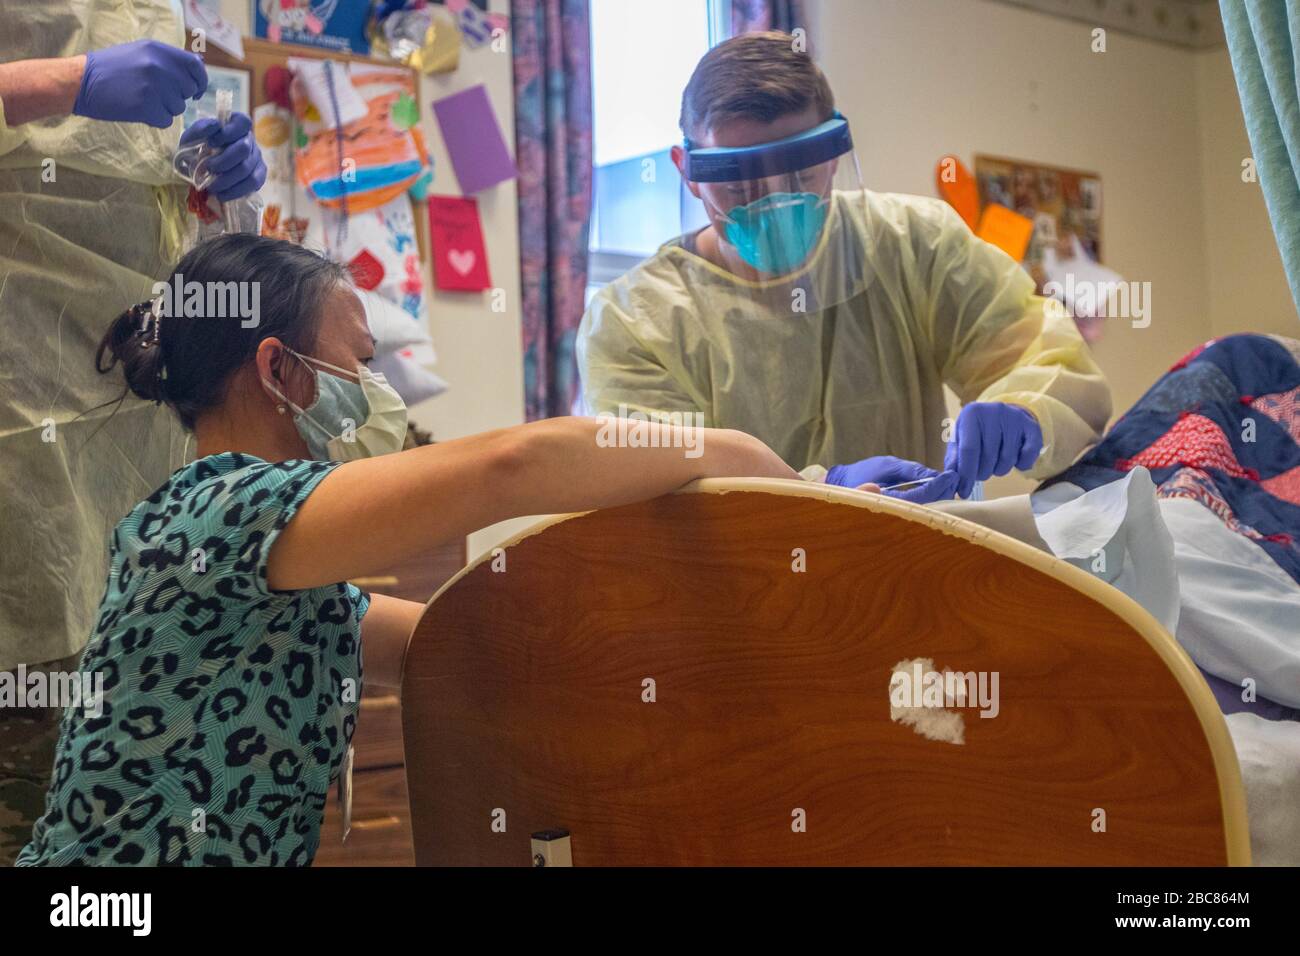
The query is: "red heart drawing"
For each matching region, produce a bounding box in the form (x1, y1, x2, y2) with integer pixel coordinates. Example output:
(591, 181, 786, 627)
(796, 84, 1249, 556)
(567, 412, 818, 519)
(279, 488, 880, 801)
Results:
(448, 249, 476, 276)
(429, 195, 491, 291)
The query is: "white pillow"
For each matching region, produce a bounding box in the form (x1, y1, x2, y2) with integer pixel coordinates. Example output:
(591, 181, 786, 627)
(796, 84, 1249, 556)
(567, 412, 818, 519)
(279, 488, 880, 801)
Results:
(360, 290, 431, 354)
(374, 346, 448, 406)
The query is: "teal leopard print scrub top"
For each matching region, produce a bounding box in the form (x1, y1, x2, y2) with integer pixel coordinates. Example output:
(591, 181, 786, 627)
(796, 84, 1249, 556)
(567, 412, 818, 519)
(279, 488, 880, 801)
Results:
(17, 453, 368, 866)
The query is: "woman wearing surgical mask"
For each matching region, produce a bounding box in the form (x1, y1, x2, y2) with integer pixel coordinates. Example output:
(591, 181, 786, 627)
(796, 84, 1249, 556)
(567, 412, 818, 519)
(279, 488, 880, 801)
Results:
(17, 234, 798, 867)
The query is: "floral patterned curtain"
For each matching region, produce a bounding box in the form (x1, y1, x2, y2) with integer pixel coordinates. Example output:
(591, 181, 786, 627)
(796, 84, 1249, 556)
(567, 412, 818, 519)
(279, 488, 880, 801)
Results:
(731, 0, 807, 37)
(512, 0, 594, 420)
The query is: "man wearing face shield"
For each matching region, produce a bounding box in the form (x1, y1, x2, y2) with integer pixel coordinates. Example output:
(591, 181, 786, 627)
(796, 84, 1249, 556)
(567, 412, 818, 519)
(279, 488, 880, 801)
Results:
(577, 32, 1112, 502)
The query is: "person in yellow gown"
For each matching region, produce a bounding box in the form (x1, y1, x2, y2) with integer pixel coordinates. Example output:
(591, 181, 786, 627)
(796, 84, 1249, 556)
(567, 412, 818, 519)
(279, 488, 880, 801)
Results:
(579, 32, 1111, 499)
(0, 0, 263, 863)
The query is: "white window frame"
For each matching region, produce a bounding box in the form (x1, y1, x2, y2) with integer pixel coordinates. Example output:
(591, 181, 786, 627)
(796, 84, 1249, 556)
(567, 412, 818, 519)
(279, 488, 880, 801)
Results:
(587, 0, 730, 291)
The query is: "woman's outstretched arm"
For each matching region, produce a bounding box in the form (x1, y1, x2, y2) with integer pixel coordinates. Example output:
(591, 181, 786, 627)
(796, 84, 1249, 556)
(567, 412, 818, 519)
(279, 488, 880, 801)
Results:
(266, 416, 798, 591)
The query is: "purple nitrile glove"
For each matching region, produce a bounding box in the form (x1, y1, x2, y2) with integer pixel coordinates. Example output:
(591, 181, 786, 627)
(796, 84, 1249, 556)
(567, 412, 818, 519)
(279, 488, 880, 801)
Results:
(73, 40, 208, 128)
(180, 113, 268, 201)
(825, 455, 959, 503)
(943, 402, 1043, 499)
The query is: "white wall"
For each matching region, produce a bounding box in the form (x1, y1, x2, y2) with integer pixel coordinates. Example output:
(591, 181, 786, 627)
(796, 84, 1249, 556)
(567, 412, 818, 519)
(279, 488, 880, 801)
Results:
(808, 0, 1293, 421)
(416, 3, 524, 442)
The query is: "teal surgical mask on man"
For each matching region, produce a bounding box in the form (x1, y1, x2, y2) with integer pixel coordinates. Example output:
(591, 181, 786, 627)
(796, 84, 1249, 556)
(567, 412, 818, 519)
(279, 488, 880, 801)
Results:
(266, 348, 408, 461)
(722, 191, 827, 274)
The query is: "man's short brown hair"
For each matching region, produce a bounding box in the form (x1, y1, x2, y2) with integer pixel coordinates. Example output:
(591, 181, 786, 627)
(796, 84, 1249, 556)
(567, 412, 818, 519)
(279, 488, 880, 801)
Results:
(679, 32, 834, 143)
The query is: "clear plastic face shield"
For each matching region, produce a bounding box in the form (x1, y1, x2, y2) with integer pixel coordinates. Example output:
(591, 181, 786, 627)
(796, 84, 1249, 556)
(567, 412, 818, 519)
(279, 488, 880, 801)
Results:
(681, 112, 864, 278)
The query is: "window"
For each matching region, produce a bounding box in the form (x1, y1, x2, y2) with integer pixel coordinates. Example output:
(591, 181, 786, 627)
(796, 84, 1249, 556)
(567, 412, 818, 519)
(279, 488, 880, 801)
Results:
(587, 0, 728, 294)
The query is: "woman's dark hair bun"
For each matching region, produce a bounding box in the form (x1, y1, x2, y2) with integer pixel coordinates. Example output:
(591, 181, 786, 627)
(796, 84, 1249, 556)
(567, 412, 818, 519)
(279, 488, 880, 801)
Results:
(95, 302, 167, 404)
(93, 234, 350, 430)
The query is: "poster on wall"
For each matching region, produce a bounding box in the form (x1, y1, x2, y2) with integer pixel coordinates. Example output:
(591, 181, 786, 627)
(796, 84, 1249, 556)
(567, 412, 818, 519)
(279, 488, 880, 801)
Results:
(252, 0, 372, 54)
(432, 84, 517, 194)
(428, 195, 492, 291)
(974, 155, 1102, 264)
(975, 155, 1113, 343)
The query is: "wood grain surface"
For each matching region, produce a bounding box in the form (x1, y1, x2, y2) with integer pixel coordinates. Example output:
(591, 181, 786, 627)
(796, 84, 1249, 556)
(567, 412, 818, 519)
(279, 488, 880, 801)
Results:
(401, 485, 1244, 866)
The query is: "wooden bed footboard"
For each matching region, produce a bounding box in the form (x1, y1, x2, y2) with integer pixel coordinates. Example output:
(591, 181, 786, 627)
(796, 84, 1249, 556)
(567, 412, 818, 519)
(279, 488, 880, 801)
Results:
(400, 478, 1250, 866)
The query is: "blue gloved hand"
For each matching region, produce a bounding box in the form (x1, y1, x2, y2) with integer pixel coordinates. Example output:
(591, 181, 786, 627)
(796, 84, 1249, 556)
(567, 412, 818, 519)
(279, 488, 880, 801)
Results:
(180, 114, 268, 201)
(943, 402, 1043, 499)
(73, 40, 208, 128)
(825, 455, 959, 503)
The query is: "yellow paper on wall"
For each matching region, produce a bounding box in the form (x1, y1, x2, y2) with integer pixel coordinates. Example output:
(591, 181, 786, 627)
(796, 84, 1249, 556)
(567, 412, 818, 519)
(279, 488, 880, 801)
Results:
(413, 15, 462, 75)
(976, 203, 1034, 262)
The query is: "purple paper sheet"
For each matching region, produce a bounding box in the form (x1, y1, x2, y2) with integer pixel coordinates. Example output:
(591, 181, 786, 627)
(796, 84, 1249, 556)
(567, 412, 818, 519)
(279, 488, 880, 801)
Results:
(432, 84, 517, 195)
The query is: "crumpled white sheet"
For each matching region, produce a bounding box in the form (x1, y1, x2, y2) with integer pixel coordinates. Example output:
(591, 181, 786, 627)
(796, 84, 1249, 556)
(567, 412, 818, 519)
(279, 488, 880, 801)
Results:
(1159, 497, 1300, 710)
(1224, 711, 1300, 866)
(936, 472, 1300, 866)
(932, 466, 1179, 633)
(1031, 467, 1180, 635)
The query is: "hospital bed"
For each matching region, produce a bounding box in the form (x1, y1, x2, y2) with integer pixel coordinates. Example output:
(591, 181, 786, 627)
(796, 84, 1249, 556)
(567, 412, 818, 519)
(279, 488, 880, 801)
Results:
(399, 479, 1251, 866)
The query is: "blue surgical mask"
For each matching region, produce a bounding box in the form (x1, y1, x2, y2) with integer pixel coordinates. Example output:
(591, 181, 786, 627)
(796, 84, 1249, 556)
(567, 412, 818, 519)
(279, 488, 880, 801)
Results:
(266, 349, 408, 461)
(722, 191, 827, 274)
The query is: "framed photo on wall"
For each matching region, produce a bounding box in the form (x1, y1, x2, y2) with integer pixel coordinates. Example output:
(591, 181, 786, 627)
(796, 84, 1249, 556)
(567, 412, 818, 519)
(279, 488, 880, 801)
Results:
(974, 155, 1103, 264)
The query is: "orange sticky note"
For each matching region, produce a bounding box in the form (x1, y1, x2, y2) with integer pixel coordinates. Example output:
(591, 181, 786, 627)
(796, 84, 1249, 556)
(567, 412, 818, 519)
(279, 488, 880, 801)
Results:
(935, 154, 980, 231)
(976, 203, 1034, 261)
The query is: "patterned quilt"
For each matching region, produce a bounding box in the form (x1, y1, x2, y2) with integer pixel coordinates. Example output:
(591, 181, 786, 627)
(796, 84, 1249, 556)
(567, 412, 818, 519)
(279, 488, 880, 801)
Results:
(1044, 334, 1300, 587)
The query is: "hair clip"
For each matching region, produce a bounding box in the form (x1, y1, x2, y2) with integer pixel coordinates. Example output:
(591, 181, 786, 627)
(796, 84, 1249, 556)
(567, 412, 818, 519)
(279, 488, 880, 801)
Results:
(132, 299, 163, 350)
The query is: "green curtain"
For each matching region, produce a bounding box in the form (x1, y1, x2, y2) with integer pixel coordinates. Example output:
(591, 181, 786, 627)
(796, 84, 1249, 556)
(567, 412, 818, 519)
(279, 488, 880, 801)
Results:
(1221, 0, 1300, 321)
